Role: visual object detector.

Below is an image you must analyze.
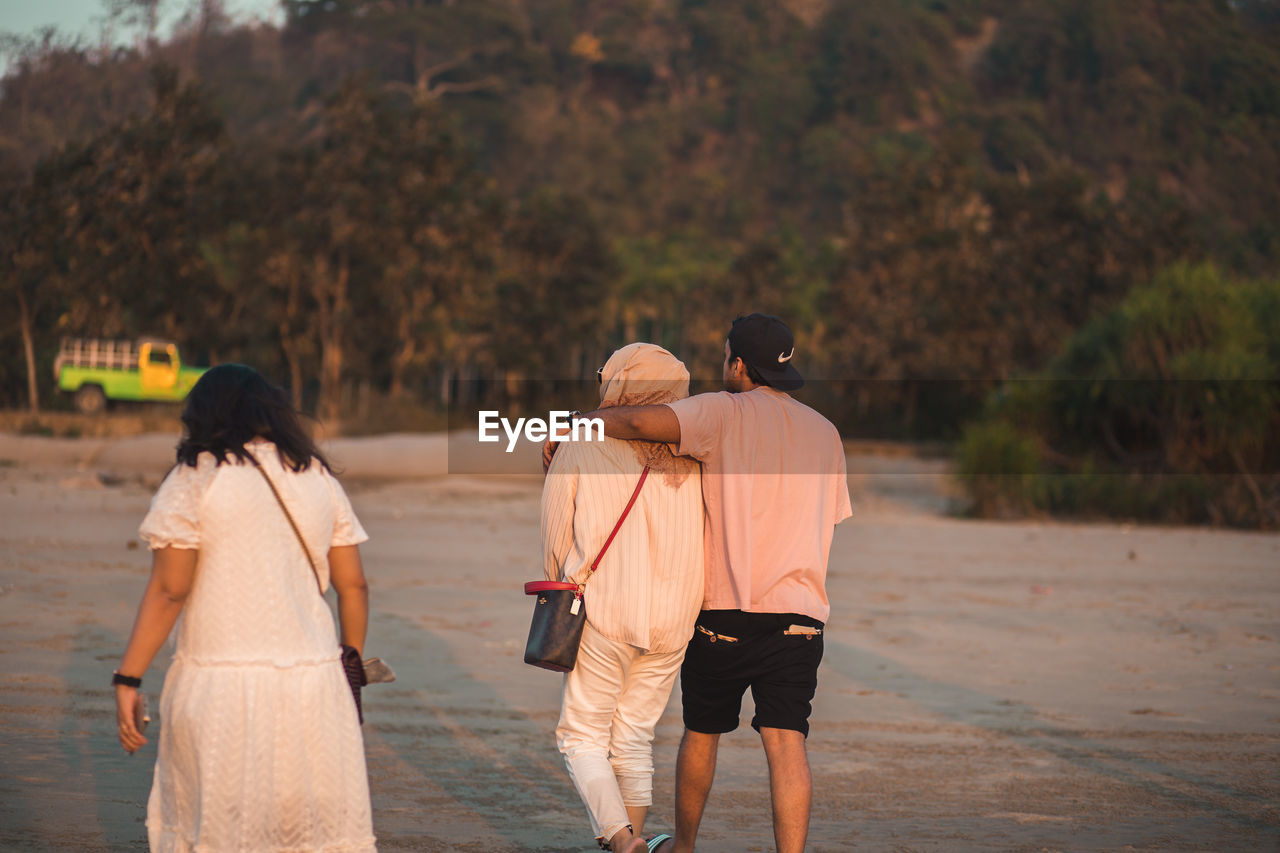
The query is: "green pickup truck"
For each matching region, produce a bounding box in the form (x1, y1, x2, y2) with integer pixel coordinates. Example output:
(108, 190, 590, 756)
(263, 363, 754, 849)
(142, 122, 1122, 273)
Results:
(54, 338, 207, 413)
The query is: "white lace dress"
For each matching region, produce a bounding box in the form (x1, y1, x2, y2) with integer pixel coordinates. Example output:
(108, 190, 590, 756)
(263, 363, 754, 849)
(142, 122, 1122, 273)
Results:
(138, 441, 377, 853)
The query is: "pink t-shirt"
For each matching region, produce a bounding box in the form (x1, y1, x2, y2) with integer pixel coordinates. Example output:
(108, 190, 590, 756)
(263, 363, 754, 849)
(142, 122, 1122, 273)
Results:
(666, 386, 852, 622)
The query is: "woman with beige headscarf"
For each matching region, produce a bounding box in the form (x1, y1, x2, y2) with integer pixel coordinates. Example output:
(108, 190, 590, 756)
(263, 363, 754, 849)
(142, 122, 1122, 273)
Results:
(541, 343, 703, 853)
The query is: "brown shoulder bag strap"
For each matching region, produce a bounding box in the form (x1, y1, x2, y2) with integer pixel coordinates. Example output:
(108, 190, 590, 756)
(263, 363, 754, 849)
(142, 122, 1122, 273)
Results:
(248, 452, 326, 597)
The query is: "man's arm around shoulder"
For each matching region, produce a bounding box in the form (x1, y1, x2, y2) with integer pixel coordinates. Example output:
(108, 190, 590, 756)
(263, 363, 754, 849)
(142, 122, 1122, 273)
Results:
(543, 404, 681, 472)
(585, 404, 681, 444)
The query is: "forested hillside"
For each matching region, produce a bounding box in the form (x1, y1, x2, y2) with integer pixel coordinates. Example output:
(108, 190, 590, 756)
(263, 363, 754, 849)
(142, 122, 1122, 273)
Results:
(2, 0, 1278, 440)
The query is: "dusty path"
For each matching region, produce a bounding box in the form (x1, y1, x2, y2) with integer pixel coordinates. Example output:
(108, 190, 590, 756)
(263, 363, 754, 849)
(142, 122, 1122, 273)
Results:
(0, 433, 1277, 851)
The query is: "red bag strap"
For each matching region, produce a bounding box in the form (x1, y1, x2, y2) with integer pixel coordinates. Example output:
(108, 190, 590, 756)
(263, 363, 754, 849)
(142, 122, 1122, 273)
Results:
(525, 580, 580, 594)
(588, 466, 650, 574)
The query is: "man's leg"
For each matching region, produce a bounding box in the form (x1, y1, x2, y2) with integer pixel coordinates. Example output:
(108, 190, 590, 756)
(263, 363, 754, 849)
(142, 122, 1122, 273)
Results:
(759, 727, 811, 853)
(748, 615, 823, 853)
(671, 729, 719, 853)
(668, 610, 751, 852)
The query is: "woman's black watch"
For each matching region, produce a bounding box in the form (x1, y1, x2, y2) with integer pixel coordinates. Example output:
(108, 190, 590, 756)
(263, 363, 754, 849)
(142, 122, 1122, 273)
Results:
(112, 671, 142, 688)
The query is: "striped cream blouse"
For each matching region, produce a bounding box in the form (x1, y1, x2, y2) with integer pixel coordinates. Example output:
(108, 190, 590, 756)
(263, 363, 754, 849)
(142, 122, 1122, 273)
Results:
(541, 435, 704, 654)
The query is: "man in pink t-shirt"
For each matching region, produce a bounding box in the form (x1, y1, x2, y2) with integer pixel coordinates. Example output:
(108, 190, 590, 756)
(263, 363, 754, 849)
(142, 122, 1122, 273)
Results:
(547, 314, 852, 853)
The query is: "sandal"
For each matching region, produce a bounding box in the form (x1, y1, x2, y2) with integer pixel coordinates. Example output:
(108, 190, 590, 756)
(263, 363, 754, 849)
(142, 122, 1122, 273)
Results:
(646, 835, 673, 852)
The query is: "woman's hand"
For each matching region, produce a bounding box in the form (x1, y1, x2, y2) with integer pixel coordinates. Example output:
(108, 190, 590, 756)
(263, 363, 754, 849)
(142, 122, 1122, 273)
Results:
(542, 437, 561, 473)
(115, 685, 148, 753)
(114, 546, 196, 754)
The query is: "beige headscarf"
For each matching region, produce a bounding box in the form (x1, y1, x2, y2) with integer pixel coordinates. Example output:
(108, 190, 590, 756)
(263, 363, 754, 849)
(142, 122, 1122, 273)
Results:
(598, 343, 699, 487)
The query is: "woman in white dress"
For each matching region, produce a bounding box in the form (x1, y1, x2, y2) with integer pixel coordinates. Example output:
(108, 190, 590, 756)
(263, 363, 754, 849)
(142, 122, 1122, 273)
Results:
(541, 344, 704, 853)
(113, 363, 377, 853)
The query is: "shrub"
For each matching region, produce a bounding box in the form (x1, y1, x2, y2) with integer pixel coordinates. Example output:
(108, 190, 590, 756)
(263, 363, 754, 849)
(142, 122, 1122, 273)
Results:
(955, 421, 1041, 517)
(958, 263, 1280, 527)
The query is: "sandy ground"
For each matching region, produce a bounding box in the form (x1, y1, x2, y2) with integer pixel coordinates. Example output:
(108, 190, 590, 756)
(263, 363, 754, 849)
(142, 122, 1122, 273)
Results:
(1, 431, 1277, 852)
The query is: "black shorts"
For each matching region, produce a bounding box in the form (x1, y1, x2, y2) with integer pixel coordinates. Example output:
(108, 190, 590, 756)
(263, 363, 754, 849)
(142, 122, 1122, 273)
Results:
(681, 609, 824, 738)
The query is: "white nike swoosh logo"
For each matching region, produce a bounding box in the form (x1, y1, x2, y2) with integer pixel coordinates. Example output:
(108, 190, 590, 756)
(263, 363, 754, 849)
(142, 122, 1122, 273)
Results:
(778, 348, 794, 363)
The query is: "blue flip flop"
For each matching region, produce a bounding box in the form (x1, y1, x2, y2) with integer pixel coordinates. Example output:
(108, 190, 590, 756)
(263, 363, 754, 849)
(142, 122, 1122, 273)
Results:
(646, 835, 673, 852)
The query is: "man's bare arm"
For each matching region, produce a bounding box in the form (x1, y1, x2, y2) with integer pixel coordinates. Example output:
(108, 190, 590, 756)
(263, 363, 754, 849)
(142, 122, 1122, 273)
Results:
(582, 404, 681, 444)
(543, 404, 681, 472)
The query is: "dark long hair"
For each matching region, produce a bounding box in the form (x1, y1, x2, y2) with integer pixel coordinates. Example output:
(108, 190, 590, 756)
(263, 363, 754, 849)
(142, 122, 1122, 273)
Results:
(176, 364, 331, 472)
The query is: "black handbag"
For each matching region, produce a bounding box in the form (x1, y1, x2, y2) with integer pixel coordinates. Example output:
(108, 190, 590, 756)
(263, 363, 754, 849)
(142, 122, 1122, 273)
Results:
(525, 466, 650, 672)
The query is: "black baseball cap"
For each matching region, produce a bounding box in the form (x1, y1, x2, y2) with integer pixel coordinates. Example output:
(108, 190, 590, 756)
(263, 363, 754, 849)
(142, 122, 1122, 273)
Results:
(728, 313, 804, 391)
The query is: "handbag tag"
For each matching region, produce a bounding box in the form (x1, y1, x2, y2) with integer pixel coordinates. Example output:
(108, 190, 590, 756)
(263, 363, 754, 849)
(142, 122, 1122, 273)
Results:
(570, 597, 581, 615)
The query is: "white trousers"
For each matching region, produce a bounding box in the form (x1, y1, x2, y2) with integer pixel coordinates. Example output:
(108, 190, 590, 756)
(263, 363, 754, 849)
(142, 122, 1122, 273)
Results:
(556, 621, 685, 843)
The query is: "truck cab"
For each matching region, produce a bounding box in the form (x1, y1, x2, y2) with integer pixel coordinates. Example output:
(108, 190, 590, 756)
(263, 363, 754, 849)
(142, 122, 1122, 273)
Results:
(138, 340, 181, 392)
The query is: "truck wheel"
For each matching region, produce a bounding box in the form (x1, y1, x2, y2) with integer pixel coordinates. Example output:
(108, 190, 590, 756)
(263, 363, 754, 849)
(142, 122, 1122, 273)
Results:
(75, 384, 107, 414)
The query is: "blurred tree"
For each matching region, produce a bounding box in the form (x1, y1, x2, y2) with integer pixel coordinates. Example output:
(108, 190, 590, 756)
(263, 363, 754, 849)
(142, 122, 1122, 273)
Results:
(54, 66, 224, 336)
(820, 133, 995, 431)
(958, 263, 1280, 527)
(11, 65, 226, 373)
(811, 0, 953, 125)
(0, 177, 47, 412)
(363, 97, 499, 402)
(105, 0, 165, 49)
(491, 189, 618, 394)
(0, 0, 1277, 448)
